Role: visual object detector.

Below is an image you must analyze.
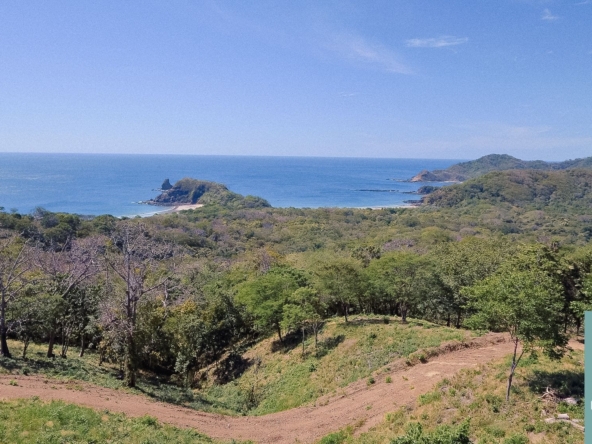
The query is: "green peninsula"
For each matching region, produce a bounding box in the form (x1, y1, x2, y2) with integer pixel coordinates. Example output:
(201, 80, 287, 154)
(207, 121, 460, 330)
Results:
(409, 153, 592, 182)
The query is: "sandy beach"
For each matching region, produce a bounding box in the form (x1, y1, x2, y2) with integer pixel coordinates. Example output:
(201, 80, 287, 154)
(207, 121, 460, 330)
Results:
(170, 203, 204, 212)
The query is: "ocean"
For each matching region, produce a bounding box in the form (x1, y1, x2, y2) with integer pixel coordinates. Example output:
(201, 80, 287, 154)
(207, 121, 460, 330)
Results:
(0, 153, 460, 217)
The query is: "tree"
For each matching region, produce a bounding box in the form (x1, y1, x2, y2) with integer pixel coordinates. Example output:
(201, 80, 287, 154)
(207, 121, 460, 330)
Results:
(35, 236, 101, 357)
(434, 237, 512, 328)
(316, 258, 363, 322)
(281, 287, 325, 354)
(103, 222, 181, 387)
(0, 233, 32, 357)
(236, 266, 305, 342)
(557, 245, 592, 335)
(466, 249, 568, 401)
(164, 300, 207, 387)
(366, 252, 436, 323)
(9, 283, 45, 359)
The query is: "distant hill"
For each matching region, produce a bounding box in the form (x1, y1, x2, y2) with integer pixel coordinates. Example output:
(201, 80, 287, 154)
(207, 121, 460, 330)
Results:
(409, 154, 592, 182)
(422, 169, 592, 208)
(146, 178, 271, 209)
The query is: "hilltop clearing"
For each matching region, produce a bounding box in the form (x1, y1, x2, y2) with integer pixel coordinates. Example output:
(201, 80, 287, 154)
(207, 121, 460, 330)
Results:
(409, 154, 592, 182)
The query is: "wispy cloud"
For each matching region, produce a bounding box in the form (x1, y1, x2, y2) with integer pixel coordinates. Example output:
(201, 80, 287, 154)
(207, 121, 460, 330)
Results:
(405, 36, 468, 48)
(397, 122, 592, 160)
(542, 8, 559, 20)
(329, 35, 413, 74)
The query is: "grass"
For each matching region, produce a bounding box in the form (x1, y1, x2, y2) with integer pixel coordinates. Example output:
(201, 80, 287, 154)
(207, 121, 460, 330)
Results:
(316, 347, 584, 444)
(0, 340, 238, 415)
(0, 398, 226, 444)
(0, 315, 475, 417)
(201, 315, 473, 415)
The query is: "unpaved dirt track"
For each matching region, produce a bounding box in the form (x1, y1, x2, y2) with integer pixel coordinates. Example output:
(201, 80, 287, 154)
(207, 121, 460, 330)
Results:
(0, 334, 515, 443)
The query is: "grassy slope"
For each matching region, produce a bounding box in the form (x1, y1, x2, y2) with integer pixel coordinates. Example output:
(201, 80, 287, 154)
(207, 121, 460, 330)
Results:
(1, 316, 474, 417)
(0, 398, 219, 444)
(202, 316, 474, 415)
(319, 348, 584, 444)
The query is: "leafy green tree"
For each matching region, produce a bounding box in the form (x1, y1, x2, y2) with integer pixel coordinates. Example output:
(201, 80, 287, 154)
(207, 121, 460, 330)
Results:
(9, 283, 46, 359)
(466, 249, 568, 401)
(237, 266, 305, 342)
(164, 300, 207, 387)
(558, 245, 592, 335)
(366, 252, 436, 323)
(316, 258, 363, 322)
(281, 287, 325, 354)
(351, 245, 381, 267)
(434, 237, 513, 328)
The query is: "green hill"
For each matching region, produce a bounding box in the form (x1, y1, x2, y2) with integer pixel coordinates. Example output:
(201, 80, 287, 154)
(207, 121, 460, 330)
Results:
(410, 154, 592, 182)
(146, 178, 271, 209)
(422, 168, 592, 209)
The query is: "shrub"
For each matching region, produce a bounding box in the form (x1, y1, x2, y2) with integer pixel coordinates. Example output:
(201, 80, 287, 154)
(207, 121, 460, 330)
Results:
(391, 420, 471, 444)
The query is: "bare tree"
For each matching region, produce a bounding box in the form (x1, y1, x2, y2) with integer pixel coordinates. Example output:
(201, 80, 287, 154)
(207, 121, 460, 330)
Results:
(102, 222, 180, 387)
(0, 233, 33, 358)
(35, 236, 101, 357)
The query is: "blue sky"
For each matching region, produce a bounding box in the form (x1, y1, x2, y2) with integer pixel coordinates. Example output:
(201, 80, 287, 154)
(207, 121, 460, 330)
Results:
(0, 1, 590, 160)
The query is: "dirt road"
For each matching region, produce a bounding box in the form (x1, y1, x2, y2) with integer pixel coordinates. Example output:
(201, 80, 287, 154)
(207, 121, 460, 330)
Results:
(0, 334, 515, 443)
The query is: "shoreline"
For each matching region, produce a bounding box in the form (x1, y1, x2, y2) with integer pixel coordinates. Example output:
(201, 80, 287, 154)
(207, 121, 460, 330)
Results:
(156, 203, 205, 214)
(122, 203, 204, 218)
(124, 202, 415, 218)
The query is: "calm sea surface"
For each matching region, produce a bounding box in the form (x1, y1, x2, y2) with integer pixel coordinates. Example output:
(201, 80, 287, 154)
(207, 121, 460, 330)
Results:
(0, 154, 460, 217)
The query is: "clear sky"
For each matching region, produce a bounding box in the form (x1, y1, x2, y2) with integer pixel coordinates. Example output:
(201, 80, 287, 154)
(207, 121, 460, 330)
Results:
(0, 1, 590, 160)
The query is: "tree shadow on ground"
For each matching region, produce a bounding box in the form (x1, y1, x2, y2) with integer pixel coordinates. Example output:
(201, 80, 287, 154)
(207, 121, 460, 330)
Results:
(314, 334, 345, 358)
(1, 353, 117, 379)
(133, 383, 218, 411)
(213, 352, 254, 384)
(527, 369, 584, 398)
(271, 329, 306, 353)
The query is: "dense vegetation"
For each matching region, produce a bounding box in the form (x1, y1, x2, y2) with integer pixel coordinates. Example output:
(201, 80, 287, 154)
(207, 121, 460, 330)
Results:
(423, 169, 592, 211)
(410, 153, 592, 182)
(0, 166, 590, 431)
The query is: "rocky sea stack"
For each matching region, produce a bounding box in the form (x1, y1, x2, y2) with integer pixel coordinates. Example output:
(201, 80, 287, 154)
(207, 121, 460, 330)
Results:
(145, 178, 271, 209)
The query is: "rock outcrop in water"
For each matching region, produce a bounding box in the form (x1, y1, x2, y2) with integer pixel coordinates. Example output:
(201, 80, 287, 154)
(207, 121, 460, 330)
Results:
(145, 178, 271, 209)
(161, 179, 173, 190)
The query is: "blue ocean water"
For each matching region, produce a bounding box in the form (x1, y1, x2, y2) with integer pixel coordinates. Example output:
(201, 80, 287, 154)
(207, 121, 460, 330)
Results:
(0, 153, 460, 216)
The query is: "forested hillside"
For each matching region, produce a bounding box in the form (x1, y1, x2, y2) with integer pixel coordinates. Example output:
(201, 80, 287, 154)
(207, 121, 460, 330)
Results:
(410, 153, 592, 182)
(423, 169, 592, 210)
